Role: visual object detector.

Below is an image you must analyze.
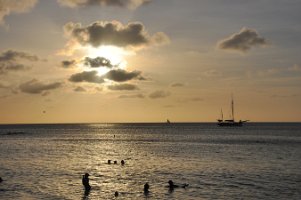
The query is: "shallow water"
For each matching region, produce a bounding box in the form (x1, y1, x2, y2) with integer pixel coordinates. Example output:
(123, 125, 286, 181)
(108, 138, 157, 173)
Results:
(0, 123, 300, 199)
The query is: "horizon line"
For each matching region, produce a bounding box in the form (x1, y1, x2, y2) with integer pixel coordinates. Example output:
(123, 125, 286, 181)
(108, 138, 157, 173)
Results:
(1, 121, 301, 125)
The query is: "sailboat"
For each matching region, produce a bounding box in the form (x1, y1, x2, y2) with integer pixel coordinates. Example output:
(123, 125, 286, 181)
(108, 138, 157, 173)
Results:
(217, 96, 248, 126)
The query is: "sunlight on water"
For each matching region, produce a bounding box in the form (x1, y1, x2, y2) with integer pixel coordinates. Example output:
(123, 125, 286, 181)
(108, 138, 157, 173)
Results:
(0, 123, 300, 199)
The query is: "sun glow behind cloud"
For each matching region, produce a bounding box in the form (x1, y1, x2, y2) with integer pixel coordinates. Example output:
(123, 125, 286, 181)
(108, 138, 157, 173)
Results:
(85, 45, 132, 75)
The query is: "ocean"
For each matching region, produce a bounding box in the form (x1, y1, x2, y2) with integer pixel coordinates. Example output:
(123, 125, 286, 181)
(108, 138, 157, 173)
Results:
(0, 123, 300, 199)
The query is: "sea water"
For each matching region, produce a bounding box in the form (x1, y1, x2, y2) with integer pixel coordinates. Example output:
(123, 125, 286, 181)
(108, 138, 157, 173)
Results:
(0, 123, 300, 199)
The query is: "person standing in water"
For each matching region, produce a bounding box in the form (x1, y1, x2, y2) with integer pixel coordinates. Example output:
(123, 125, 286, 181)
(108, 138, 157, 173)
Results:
(144, 182, 150, 194)
(82, 173, 91, 191)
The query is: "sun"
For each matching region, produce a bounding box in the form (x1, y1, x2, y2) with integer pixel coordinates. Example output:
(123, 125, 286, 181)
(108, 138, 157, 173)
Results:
(84, 45, 129, 75)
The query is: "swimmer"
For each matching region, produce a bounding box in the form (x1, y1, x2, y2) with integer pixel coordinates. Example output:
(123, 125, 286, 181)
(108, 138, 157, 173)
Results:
(144, 182, 150, 194)
(168, 180, 189, 190)
(82, 173, 91, 191)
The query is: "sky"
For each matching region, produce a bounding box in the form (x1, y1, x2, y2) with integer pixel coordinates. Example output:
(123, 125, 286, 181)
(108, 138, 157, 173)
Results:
(0, 0, 301, 123)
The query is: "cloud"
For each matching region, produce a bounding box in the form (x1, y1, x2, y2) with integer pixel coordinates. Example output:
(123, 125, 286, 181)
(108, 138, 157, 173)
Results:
(0, 63, 28, 74)
(104, 69, 145, 82)
(61, 59, 77, 68)
(108, 83, 138, 90)
(84, 56, 114, 68)
(74, 86, 86, 92)
(0, 50, 39, 62)
(218, 27, 268, 52)
(58, 0, 150, 9)
(0, 50, 39, 74)
(149, 90, 170, 99)
(69, 70, 104, 83)
(119, 93, 145, 98)
(0, 0, 37, 25)
(170, 82, 185, 87)
(63, 21, 169, 50)
(19, 79, 62, 94)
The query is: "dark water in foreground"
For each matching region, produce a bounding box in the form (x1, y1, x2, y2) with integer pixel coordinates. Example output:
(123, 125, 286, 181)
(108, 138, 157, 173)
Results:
(0, 123, 300, 199)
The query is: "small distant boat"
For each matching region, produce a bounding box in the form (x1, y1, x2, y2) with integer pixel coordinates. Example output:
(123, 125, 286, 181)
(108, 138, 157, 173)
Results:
(217, 96, 248, 127)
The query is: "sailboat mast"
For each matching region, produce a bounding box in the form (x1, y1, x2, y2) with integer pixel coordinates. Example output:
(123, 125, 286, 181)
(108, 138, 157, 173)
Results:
(231, 96, 234, 121)
(221, 108, 223, 121)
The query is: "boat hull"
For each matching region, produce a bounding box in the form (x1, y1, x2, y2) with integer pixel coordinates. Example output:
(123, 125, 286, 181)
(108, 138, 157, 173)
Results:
(217, 122, 244, 127)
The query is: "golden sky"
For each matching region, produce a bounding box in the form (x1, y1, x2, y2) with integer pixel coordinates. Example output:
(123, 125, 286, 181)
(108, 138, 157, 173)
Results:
(0, 0, 301, 123)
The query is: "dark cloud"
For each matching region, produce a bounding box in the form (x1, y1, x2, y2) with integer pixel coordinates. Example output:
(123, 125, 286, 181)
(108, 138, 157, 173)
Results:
(69, 70, 104, 83)
(0, 50, 39, 74)
(170, 82, 184, 87)
(218, 28, 268, 52)
(19, 79, 62, 94)
(58, 0, 150, 9)
(0, 0, 37, 25)
(61, 60, 77, 68)
(119, 93, 145, 98)
(84, 57, 114, 68)
(108, 83, 138, 90)
(0, 50, 39, 62)
(149, 90, 170, 99)
(104, 69, 145, 82)
(74, 86, 86, 92)
(0, 63, 28, 74)
(64, 21, 169, 49)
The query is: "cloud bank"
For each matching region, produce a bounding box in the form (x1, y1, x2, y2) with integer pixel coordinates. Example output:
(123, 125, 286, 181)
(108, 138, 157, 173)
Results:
(0, 50, 39, 74)
(19, 79, 62, 94)
(0, 50, 39, 62)
(108, 83, 138, 90)
(61, 59, 77, 68)
(58, 0, 150, 9)
(218, 28, 267, 52)
(84, 56, 114, 68)
(149, 90, 170, 99)
(69, 70, 104, 83)
(104, 69, 144, 82)
(0, 0, 37, 25)
(63, 21, 169, 50)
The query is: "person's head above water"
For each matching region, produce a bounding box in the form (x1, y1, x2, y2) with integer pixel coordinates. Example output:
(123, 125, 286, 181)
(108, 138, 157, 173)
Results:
(144, 182, 149, 190)
(168, 180, 174, 186)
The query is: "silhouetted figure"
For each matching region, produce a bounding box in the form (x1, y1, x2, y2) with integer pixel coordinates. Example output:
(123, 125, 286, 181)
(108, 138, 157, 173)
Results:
(144, 182, 150, 194)
(82, 173, 91, 192)
(114, 191, 119, 197)
(168, 180, 188, 191)
(108, 160, 111, 164)
(0, 177, 2, 183)
(114, 161, 117, 164)
(168, 180, 177, 191)
(121, 160, 125, 165)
